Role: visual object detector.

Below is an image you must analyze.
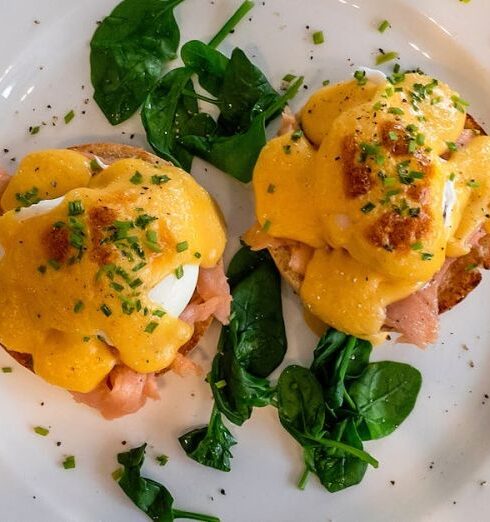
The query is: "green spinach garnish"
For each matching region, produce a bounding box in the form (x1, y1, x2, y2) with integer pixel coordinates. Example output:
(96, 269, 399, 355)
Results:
(276, 330, 422, 492)
(90, 0, 185, 125)
(180, 246, 286, 467)
(117, 443, 220, 521)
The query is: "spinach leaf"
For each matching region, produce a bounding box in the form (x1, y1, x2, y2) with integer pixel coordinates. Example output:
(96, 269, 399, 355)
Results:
(229, 254, 286, 377)
(141, 67, 197, 170)
(91, 0, 185, 125)
(312, 419, 368, 493)
(276, 365, 379, 467)
(181, 113, 266, 183)
(311, 329, 373, 415)
(117, 443, 219, 521)
(349, 361, 422, 440)
(276, 365, 325, 444)
(181, 41, 228, 97)
(217, 48, 281, 134)
(209, 246, 286, 425)
(178, 406, 236, 472)
(181, 76, 303, 182)
(210, 329, 275, 426)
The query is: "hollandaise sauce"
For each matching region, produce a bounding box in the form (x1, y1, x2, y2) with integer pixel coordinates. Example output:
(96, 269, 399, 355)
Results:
(0, 151, 226, 392)
(252, 71, 490, 341)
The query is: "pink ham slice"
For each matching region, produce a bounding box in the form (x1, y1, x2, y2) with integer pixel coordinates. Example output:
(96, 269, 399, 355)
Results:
(72, 365, 160, 420)
(180, 260, 231, 325)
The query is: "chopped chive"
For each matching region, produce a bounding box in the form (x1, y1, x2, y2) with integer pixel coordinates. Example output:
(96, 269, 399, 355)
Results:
(282, 73, 296, 82)
(215, 379, 227, 389)
(145, 230, 161, 252)
(175, 265, 184, 279)
(129, 278, 143, 289)
(361, 202, 376, 213)
(153, 309, 166, 318)
(145, 321, 159, 334)
(29, 126, 40, 135)
(408, 140, 417, 153)
(110, 281, 124, 292)
(388, 131, 398, 141)
(37, 265, 47, 274)
(68, 200, 84, 216)
(156, 455, 169, 466)
(388, 107, 404, 115)
(267, 184, 276, 194)
(312, 31, 325, 45)
(15, 186, 40, 207)
(409, 207, 421, 217)
(262, 219, 272, 232)
(372, 101, 383, 111)
(151, 174, 170, 185)
(176, 241, 189, 253)
(62, 456, 76, 470)
(34, 426, 49, 436)
(52, 221, 65, 229)
(89, 159, 102, 173)
(451, 95, 469, 112)
(1, 367, 12, 373)
(467, 179, 479, 188)
(64, 110, 75, 124)
(73, 300, 84, 313)
(449, 172, 456, 181)
(465, 263, 478, 272)
(416, 133, 425, 145)
(291, 129, 304, 141)
(411, 241, 423, 251)
(383, 177, 396, 186)
(121, 300, 135, 315)
(378, 20, 391, 33)
(354, 70, 367, 86)
(82, 336, 91, 342)
(132, 262, 146, 272)
(421, 252, 433, 261)
(283, 144, 291, 154)
(322, 79, 330, 86)
(135, 214, 157, 229)
(100, 304, 112, 317)
(194, 252, 202, 259)
(48, 259, 61, 270)
(446, 141, 457, 152)
(376, 51, 399, 65)
(112, 468, 123, 481)
(130, 171, 143, 184)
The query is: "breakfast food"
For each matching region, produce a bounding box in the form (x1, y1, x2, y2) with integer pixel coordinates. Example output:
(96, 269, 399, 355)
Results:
(245, 70, 490, 345)
(0, 144, 230, 418)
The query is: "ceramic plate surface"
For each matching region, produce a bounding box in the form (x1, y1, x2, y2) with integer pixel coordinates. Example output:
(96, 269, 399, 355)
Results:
(1, 1, 490, 521)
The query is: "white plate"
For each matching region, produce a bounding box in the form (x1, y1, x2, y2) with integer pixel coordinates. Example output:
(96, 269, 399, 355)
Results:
(1, 1, 490, 521)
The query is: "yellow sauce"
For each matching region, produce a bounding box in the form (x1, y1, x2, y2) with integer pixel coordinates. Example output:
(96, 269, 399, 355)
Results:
(252, 72, 490, 341)
(0, 154, 226, 392)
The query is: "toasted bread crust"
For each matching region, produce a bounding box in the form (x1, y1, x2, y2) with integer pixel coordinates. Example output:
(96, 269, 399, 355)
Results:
(269, 114, 489, 314)
(4, 143, 209, 378)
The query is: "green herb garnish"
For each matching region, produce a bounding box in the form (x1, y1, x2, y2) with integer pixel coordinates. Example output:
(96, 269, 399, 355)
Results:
(378, 20, 391, 33)
(175, 265, 184, 279)
(62, 456, 76, 470)
(73, 300, 85, 313)
(64, 110, 75, 124)
(176, 241, 189, 253)
(68, 200, 84, 216)
(144, 321, 159, 334)
(376, 51, 399, 65)
(34, 426, 49, 436)
(312, 31, 325, 45)
(100, 304, 112, 317)
(130, 171, 143, 184)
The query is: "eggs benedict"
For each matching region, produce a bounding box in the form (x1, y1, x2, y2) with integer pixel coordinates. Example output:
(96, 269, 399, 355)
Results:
(0, 143, 230, 418)
(245, 69, 490, 345)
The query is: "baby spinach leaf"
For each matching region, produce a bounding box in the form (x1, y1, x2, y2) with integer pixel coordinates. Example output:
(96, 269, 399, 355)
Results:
(217, 48, 280, 134)
(181, 115, 266, 182)
(276, 365, 326, 444)
(91, 0, 185, 125)
(181, 76, 303, 182)
(141, 67, 197, 171)
(312, 419, 368, 493)
(229, 255, 286, 377)
(178, 406, 236, 472)
(117, 443, 220, 521)
(349, 361, 422, 440)
(210, 333, 275, 426)
(181, 41, 228, 97)
(226, 244, 270, 288)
